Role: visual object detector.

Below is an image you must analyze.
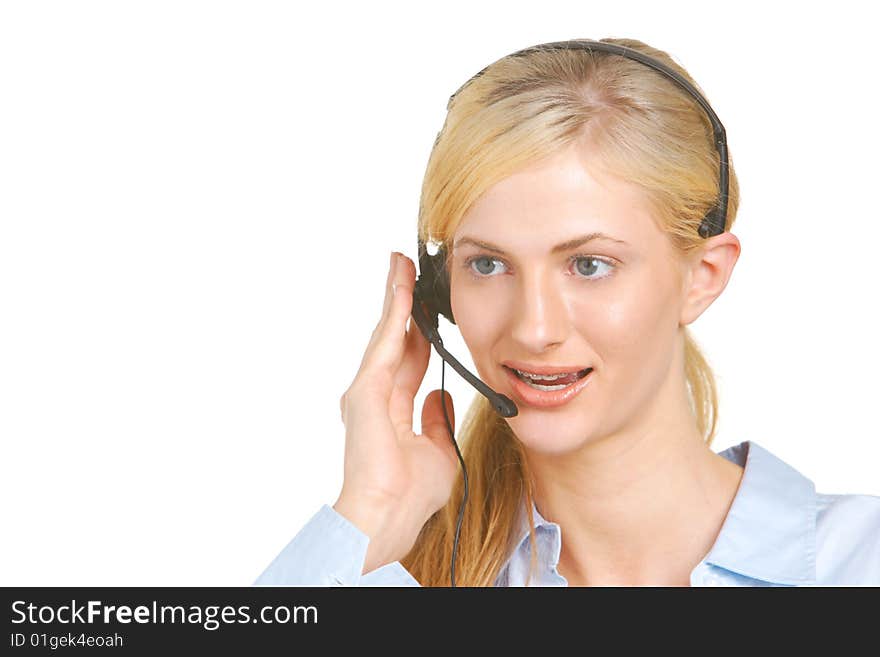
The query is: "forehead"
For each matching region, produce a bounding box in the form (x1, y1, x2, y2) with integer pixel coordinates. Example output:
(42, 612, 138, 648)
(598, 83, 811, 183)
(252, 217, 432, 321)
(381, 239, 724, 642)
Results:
(454, 142, 663, 253)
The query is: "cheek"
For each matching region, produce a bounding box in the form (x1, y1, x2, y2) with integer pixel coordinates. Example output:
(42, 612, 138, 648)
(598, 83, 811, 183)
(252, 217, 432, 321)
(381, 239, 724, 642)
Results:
(451, 284, 504, 346)
(572, 280, 680, 369)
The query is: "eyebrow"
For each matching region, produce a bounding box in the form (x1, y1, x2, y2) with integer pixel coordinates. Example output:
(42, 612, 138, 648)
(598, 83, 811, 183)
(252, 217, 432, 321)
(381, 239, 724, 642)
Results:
(453, 232, 629, 255)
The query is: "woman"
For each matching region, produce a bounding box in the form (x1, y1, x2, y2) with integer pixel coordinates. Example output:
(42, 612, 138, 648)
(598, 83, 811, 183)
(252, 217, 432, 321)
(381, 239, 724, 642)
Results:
(256, 37, 879, 586)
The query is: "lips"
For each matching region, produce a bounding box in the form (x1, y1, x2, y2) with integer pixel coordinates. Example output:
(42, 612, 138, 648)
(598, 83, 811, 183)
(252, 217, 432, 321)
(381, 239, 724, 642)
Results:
(502, 365, 594, 409)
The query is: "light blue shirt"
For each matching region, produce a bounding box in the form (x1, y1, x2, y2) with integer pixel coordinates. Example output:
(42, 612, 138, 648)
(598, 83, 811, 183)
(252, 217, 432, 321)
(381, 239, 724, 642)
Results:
(254, 440, 880, 586)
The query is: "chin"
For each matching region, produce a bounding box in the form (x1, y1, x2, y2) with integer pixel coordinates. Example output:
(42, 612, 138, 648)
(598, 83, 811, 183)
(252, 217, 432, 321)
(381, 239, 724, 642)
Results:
(506, 413, 597, 457)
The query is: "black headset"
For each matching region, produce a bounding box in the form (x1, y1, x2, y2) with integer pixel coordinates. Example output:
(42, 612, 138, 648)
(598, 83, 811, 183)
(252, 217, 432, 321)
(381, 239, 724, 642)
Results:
(408, 39, 729, 587)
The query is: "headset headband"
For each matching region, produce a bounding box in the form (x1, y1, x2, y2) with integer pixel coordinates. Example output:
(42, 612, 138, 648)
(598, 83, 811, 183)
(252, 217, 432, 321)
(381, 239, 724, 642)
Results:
(446, 38, 730, 239)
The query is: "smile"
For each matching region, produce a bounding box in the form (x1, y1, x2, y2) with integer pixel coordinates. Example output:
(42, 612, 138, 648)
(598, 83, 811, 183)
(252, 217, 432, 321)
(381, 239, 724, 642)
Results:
(503, 365, 594, 408)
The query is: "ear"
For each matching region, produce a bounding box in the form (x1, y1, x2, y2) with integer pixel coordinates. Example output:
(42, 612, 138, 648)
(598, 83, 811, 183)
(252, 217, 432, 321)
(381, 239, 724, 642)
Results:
(679, 232, 741, 326)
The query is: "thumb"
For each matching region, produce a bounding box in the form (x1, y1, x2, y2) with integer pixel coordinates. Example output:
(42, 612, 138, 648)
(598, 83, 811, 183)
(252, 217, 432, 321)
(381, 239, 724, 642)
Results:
(421, 389, 455, 443)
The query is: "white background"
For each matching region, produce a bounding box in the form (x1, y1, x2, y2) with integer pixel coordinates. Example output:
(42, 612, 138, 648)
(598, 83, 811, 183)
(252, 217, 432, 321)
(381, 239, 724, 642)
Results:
(1, 1, 878, 586)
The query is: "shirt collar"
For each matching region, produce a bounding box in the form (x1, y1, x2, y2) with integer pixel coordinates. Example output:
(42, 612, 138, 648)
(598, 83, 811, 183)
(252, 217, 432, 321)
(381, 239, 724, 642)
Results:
(501, 440, 817, 585)
(510, 488, 556, 559)
(705, 440, 816, 585)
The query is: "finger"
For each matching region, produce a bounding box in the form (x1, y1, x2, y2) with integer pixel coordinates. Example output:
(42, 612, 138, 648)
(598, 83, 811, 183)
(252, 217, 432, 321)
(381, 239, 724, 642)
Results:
(394, 309, 432, 401)
(369, 251, 407, 349)
(355, 251, 403, 374)
(388, 310, 432, 431)
(421, 389, 455, 444)
(360, 254, 415, 380)
(379, 251, 397, 319)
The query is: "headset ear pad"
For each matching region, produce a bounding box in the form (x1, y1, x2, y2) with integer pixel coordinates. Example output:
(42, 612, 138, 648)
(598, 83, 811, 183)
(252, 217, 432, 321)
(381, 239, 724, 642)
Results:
(416, 240, 456, 326)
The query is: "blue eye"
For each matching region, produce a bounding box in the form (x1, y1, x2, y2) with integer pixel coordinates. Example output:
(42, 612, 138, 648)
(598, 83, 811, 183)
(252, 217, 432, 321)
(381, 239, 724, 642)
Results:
(572, 256, 614, 279)
(468, 255, 507, 277)
(464, 254, 616, 280)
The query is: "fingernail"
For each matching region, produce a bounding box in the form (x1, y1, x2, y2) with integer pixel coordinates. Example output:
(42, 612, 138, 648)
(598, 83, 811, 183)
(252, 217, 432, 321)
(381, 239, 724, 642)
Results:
(391, 251, 400, 275)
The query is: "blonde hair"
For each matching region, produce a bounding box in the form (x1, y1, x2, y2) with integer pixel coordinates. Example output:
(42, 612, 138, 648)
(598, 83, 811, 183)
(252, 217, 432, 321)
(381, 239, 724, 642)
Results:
(400, 38, 740, 586)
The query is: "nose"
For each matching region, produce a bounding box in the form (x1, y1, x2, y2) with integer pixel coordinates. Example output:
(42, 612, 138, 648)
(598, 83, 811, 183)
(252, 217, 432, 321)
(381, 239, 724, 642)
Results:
(508, 267, 570, 352)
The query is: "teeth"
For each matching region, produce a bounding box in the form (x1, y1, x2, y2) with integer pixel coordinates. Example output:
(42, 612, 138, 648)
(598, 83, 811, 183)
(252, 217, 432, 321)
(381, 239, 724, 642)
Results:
(522, 380, 570, 391)
(514, 368, 580, 381)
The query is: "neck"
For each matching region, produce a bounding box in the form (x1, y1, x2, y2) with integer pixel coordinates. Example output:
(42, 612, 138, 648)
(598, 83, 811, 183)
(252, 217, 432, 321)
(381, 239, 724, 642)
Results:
(524, 368, 744, 586)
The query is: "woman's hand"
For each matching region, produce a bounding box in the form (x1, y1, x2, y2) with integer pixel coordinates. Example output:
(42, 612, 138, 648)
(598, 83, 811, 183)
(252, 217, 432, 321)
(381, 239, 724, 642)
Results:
(333, 251, 460, 574)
